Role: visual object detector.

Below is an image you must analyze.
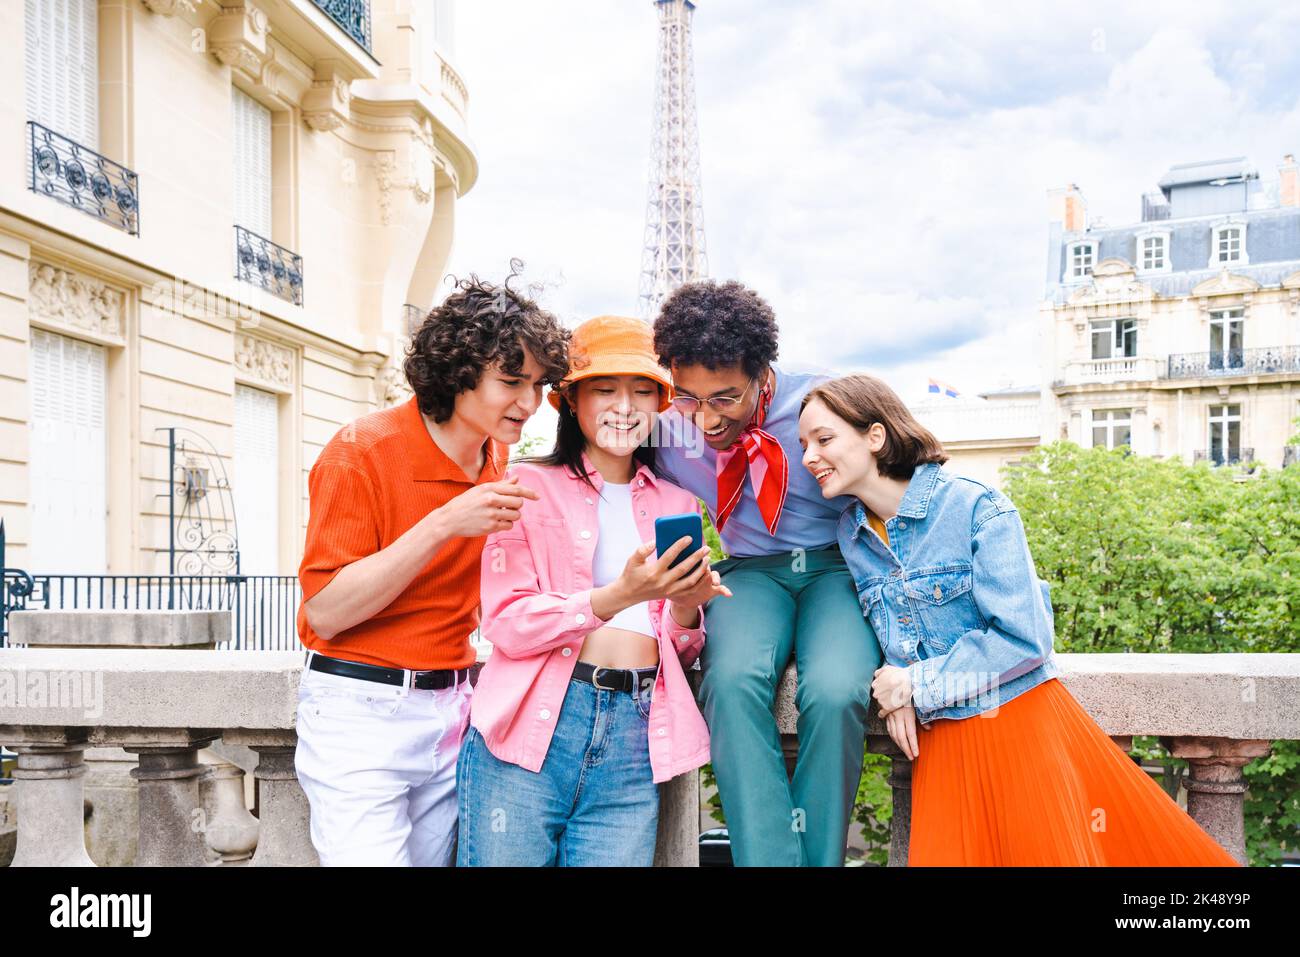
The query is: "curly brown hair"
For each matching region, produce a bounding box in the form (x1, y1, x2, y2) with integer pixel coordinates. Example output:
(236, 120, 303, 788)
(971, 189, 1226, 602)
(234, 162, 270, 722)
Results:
(653, 279, 779, 379)
(404, 271, 570, 423)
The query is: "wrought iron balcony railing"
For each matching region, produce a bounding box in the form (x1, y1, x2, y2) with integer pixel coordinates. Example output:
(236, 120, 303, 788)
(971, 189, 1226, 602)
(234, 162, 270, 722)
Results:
(27, 121, 139, 235)
(311, 0, 371, 52)
(1166, 346, 1300, 379)
(1193, 448, 1255, 467)
(235, 225, 303, 306)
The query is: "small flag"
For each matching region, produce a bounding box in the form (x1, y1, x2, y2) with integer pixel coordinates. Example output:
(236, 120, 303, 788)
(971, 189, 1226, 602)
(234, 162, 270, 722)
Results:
(927, 378, 961, 398)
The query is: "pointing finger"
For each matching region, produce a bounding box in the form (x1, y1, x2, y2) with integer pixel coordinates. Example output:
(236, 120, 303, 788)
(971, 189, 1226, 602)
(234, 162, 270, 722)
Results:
(512, 482, 541, 501)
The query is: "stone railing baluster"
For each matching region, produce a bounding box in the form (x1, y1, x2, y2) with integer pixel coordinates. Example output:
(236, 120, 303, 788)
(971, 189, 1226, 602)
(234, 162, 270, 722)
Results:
(224, 731, 319, 867)
(0, 642, 1295, 868)
(200, 753, 260, 864)
(7, 728, 95, 867)
(1163, 736, 1273, 865)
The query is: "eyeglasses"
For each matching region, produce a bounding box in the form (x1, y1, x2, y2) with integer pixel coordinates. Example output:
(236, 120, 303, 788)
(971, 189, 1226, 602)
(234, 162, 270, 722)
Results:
(669, 377, 757, 415)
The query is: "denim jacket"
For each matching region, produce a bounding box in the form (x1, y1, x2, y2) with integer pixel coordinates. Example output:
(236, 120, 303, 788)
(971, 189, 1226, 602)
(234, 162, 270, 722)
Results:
(837, 462, 1059, 724)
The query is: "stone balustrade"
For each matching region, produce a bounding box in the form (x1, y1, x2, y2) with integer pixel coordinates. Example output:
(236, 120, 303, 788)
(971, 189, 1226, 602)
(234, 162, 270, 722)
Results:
(772, 652, 1299, 865)
(1, 637, 1296, 867)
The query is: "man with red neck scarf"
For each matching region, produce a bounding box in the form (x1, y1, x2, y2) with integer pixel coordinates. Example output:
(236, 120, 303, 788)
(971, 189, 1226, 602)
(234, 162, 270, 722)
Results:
(651, 280, 882, 867)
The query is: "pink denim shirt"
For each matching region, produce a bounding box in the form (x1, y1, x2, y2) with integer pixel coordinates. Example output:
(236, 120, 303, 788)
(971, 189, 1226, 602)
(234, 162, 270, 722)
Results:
(471, 453, 710, 784)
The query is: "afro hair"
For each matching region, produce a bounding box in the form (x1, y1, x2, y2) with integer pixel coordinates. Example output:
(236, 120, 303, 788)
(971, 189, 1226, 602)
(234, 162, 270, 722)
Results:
(652, 279, 779, 380)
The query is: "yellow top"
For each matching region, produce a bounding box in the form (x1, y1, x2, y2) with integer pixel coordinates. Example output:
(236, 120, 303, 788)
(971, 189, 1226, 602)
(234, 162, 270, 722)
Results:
(867, 511, 889, 545)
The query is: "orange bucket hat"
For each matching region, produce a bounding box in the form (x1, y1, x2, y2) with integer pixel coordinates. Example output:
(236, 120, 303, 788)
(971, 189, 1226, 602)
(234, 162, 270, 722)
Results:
(548, 315, 674, 413)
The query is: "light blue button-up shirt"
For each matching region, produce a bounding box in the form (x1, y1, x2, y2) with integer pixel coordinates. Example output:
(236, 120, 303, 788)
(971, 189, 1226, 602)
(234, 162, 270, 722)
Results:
(837, 462, 1060, 723)
(652, 363, 854, 558)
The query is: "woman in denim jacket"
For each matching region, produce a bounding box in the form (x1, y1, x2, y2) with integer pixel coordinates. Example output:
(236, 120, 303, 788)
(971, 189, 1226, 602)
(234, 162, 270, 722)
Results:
(796, 374, 1238, 867)
(457, 316, 729, 866)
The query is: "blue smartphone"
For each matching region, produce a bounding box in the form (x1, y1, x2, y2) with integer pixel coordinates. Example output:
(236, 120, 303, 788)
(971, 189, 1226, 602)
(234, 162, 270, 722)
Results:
(655, 512, 704, 570)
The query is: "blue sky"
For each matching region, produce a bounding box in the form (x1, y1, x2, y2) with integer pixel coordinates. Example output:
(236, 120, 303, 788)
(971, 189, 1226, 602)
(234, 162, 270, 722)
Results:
(445, 0, 1300, 418)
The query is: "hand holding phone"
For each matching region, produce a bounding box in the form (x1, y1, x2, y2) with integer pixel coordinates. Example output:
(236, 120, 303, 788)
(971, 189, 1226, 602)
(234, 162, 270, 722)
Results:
(655, 513, 704, 570)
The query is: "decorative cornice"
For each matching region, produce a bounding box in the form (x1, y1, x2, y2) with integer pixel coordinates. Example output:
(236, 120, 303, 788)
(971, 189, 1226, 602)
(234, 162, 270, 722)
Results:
(209, 2, 271, 81)
(1192, 269, 1260, 316)
(235, 333, 294, 392)
(1191, 269, 1261, 299)
(303, 61, 352, 132)
(141, 0, 200, 15)
(1281, 271, 1300, 318)
(28, 261, 126, 344)
(1066, 258, 1155, 310)
(348, 82, 477, 195)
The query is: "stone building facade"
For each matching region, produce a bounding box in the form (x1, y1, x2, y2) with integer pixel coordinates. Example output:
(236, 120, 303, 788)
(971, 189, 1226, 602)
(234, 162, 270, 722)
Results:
(1, 0, 472, 576)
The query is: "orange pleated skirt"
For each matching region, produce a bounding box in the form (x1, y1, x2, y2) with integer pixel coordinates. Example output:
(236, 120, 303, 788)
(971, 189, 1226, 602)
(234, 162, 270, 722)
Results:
(908, 677, 1241, 866)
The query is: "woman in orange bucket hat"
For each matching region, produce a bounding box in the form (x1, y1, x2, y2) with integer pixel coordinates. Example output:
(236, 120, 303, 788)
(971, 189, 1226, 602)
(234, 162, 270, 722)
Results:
(458, 316, 732, 866)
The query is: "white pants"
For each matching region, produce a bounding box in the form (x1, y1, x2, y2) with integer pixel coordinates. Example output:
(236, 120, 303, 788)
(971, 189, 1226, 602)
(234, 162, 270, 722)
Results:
(294, 653, 472, 867)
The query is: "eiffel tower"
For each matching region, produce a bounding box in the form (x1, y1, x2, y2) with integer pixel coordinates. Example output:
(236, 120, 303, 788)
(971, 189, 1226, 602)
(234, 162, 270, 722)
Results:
(638, 0, 708, 319)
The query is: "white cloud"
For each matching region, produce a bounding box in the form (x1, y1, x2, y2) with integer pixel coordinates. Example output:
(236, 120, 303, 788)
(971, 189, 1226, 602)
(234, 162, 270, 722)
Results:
(447, 0, 1300, 413)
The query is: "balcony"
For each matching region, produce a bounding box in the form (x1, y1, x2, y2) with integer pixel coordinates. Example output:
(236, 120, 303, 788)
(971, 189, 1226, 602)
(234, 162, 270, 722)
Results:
(1, 614, 1296, 866)
(441, 57, 469, 118)
(235, 225, 303, 306)
(311, 0, 371, 53)
(1194, 448, 1255, 467)
(1058, 356, 1162, 386)
(1166, 346, 1300, 380)
(27, 121, 139, 236)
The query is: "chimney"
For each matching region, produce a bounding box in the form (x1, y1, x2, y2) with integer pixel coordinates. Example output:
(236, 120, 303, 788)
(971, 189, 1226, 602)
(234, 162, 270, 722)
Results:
(1279, 155, 1299, 207)
(1047, 184, 1087, 232)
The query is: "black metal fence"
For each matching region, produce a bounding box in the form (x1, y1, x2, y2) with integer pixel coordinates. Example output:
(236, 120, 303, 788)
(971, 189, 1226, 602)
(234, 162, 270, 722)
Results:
(27, 120, 140, 235)
(235, 224, 304, 306)
(1, 572, 302, 651)
(311, 0, 372, 52)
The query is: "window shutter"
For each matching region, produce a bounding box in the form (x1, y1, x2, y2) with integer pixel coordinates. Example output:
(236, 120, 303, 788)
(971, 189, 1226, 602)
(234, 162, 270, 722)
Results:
(28, 329, 107, 573)
(233, 384, 280, 574)
(24, 0, 50, 131)
(231, 88, 272, 237)
(24, 0, 98, 149)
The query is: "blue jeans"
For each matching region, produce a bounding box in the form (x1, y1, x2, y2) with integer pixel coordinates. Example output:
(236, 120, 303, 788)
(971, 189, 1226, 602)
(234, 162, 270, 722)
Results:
(698, 546, 880, 866)
(456, 677, 659, 866)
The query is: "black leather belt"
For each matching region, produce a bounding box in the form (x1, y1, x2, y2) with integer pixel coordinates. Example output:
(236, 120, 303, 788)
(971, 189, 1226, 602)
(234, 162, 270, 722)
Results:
(571, 660, 658, 694)
(308, 652, 469, 690)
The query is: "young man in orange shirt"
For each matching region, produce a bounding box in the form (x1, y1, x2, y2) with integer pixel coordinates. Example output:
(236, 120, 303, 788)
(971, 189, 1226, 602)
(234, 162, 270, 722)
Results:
(294, 276, 570, 866)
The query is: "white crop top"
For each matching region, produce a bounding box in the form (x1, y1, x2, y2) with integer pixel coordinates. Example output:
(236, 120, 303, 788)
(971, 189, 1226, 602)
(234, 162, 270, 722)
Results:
(590, 480, 657, 638)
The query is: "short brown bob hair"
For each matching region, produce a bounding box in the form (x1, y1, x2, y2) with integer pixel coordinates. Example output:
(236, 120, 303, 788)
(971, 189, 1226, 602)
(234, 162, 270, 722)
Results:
(800, 374, 948, 480)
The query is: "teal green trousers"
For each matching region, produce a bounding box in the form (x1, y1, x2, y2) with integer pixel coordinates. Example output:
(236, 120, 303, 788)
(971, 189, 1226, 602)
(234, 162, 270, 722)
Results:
(698, 545, 881, 866)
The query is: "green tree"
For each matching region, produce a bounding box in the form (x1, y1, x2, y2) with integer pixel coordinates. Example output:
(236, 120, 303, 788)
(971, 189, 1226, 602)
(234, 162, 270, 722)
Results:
(701, 442, 1297, 864)
(701, 506, 724, 561)
(1002, 442, 1299, 864)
